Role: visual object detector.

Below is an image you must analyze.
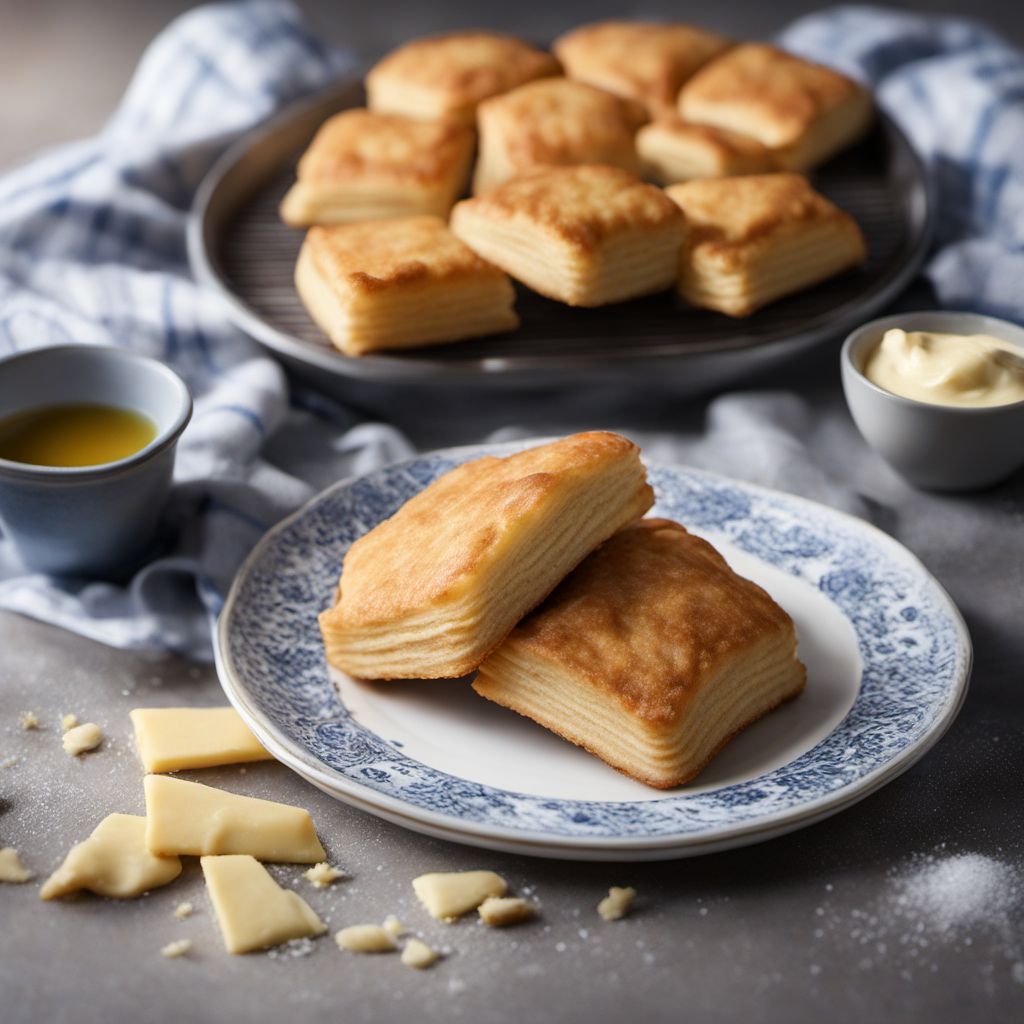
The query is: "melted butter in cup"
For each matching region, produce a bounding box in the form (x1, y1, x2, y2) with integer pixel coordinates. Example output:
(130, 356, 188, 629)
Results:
(864, 328, 1024, 408)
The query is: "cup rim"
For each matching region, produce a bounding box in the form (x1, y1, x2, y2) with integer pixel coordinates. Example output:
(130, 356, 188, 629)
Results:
(841, 310, 1024, 416)
(0, 344, 193, 481)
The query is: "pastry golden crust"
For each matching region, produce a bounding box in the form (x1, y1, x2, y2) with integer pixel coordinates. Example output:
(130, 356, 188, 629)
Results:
(451, 165, 686, 306)
(678, 44, 872, 170)
(473, 77, 646, 195)
(665, 173, 867, 316)
(295, 216, 518, 355)
(319, 432, 655, 680)
(279, 110, 474, 227)
(365, 31, 560, 124)
(637, 118, 778, 184)
(474, 518, 807, 788)
(553, 21, 732, 118)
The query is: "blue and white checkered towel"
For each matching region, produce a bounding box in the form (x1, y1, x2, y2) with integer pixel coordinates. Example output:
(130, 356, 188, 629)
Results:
(0, 2, 1020, 659)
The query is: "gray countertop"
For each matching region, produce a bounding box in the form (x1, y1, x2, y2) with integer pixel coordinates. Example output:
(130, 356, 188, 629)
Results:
(2, 3, 1023, 1022)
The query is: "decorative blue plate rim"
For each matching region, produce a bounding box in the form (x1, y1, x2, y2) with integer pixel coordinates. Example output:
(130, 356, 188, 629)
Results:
(215, 440, 972, 854)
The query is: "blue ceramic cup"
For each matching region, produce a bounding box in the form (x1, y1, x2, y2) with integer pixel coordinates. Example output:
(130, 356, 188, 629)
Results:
(0, 345, 192, 577)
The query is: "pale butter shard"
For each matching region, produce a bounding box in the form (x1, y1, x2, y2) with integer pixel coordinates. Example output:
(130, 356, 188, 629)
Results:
(161, 939, 192, 959)
(412, 870, 507, 921)
(334, 925, 397, 953)
(478, 895, 535, 927)
(40, 814, 181, 900)
(0, 847, 32, 883)
(19, 712, 39, 731)
(304, 862, 346, 888)
(201, 854, 326, 954)
(130, 707, 274, 773)
(63, 722, 102, 756)
(144, 775, 326, 863)
(401, 937, 441, 969)
(597, 886, 636, 921)
(61, 713, 78, 732)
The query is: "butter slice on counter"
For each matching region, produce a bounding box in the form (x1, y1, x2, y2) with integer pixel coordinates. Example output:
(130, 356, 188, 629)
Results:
(412, 870, 507, 920)
(201, 854, 326, 954)
(130, 707, 274, 773)
(144, 776, 326, 863)
(40, 814, 182, 900)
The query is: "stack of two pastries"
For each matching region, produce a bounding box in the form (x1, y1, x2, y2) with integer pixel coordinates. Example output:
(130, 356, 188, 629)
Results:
(319, 433, 806, 788)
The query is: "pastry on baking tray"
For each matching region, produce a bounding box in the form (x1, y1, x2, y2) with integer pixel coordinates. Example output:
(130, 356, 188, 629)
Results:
(294, 215, 518, 356)
(450, 165, 686, 307)
(553, 20, 732, 119)
(474, 518, 806, 789)
(637, 118, 778, 184)
(472, 77, 646, 195)
(665, 173, 867, 317)
(279, 110, 474, 227)
(365, 31, 560, 124)
(678, 43, 872, 171)
(319, 432, 655, 680)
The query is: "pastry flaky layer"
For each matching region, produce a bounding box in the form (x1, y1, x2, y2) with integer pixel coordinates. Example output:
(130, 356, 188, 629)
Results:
(553, 20, 732, 119)
(365, 31, 560, 124)
(295, 215, 518, 355)
(451, 165, 686, 307)
(637, 118, 779, 184)
(279, 109, 475, 227)
(665, 173, 867, 317)
(678, 44, 873, 171)
(472, 77, 647, 195)
(319, 432, 655, 680)
(474, 518, 807, 789)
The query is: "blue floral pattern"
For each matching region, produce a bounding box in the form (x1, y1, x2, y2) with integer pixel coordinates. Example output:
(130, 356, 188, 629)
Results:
(219, 443, 970, 842)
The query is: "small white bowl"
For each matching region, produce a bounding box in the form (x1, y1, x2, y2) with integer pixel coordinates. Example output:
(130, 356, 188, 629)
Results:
(841, 310, 1024, 491)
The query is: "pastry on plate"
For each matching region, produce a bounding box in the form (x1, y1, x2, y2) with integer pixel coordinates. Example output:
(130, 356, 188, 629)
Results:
(637, 118, 778, 183)
(553, 20, 732, 119)
(472, 77, 646, 195)
(295, 215, 518, 356)
(365, 31, 560, 124)
(678, 43, 872, 171)
(450, 165, 686, 307)
(319, 432, 654, 680)
(665, 173, 866, 317)
(474, 518, 807, 789)
(279, 109, 474, 227)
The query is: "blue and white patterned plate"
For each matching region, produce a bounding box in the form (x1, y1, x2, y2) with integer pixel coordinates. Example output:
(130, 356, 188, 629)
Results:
(215, 441, 971, 861)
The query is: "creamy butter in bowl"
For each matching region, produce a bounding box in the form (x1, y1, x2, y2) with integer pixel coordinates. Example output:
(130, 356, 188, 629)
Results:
(842, 311, 1024, 490)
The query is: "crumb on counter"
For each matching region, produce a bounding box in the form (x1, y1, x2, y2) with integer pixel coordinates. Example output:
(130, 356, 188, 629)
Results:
(62, 722, 103, 756)
(0, 847, 33, 883)
(19, 712, 39, 731)
(401, 937, 441, 969)
(174, 902, 194, 919)
(598, 886, 636, 921)
(304, 862, 346, 888)
(61, 713, 78, 732)
(161, 939, 192, 959)
(335, 925, 397, 953)
(478, 896, 535, 927)
(382, 914, 407, 938)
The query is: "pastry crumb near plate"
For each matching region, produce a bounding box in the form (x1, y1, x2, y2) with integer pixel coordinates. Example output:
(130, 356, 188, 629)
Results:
(478, 896, 535, 927)
(598, 887, 636, 921)
(335, 925, 397, 953)
(413, 870, 508, 921)
(304, 862, 346, 888)
(62, 722, 102, 756)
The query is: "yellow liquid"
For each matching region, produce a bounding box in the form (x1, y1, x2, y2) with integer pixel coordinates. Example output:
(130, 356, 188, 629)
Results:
(0, 403, 158, 468)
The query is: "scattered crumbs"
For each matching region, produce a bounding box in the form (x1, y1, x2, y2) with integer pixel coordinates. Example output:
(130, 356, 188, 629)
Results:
(62, 722, 103, 756)
(161, 939, 192, 959)
(305, 863, 346, 888)
(382, 915, 406, 938)
(19, 712, 39, 731)
(598, 886, 636, 921)
(60, 713, 78, 732)
(0, 847, 33, 883)
(268, 938, 316, 960)
(174, 902, 194, 920)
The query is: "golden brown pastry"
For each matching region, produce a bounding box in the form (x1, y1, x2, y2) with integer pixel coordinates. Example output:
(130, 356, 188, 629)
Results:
(553, 20, 732, 119)
(472, 77, 646, 195)
(279, 109, 474, 227)
(474, 518, 807, 789)
(319, 433, 655, 680)
(678, 43, 872, 171)
(636, 118, 778, 183)
(365, 31, 560, 124)
(450, 165, 686, 307)
(294, 215, 519, 356)
(665, 173, 867, 317)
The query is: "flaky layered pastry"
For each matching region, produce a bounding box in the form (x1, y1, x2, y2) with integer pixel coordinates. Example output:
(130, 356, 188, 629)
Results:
(450, 165, 686, 307)
(474, 519, 806, 789)
(365, 32, 560, 124)
(279, 110, 474, 227)
(553, 21, 732, 119)
(472, 77, 646, 195)
(665, 173, 867, 317)
(637, 118, 778, 184)
(295, 215, 518, 356)
(678, 44, 872, 171)
(319, 433, 655, 680)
